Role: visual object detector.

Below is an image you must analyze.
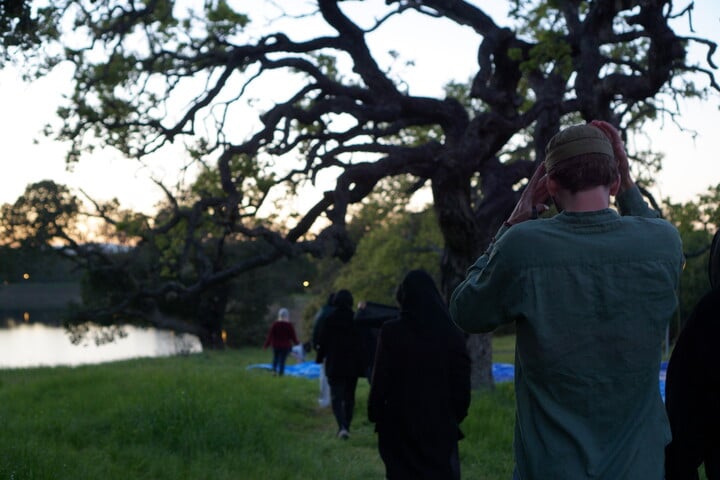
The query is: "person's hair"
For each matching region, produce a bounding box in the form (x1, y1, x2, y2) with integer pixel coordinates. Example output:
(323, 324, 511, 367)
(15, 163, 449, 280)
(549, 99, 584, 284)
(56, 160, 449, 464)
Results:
(395, 269, 456, 334)
(547, 152, 618, 194)
(278, 308, 290, 320)
(333, 289, 353, 309)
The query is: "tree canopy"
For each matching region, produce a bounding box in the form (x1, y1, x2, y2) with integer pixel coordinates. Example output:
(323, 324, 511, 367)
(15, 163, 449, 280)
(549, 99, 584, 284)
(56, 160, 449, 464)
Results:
(4, 0, 719, 387)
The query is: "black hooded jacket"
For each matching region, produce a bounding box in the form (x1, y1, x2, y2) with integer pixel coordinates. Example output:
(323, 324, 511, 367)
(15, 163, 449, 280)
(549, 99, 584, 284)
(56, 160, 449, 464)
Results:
(368, 270, 471, 479)
(315, 289, 367, 378)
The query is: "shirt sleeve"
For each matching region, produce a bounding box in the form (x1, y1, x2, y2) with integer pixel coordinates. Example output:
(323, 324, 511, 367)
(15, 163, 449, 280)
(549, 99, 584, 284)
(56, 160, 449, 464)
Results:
(449, 224, 516, 334)
(615, 185, 660, 218)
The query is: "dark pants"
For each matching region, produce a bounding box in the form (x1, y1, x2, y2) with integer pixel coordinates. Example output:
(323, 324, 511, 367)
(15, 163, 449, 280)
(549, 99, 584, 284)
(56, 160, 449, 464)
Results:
(272, 348, 290, 375)
(328, 376, 358, 431)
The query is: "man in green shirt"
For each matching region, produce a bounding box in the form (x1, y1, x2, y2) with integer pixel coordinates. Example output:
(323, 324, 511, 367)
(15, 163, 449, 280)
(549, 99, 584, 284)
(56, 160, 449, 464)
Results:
(450, 121, 684, 479)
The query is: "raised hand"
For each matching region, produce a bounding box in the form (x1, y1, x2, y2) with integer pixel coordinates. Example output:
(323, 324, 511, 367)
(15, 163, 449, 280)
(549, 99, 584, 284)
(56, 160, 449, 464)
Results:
(505, 163, 551, 226)
(590, 120, 634, 192)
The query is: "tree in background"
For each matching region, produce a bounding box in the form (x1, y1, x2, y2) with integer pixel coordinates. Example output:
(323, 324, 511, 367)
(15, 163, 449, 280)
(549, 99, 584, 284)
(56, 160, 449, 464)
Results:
(4, 0, 719, 386)
(664, 183, 720, 341)
(0, 0, 54, 66)
(333, 208, 442, 306)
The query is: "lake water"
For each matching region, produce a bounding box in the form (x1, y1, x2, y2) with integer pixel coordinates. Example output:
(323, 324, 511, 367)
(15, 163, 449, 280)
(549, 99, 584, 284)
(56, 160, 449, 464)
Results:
(0, 321, 203, 369)
(0, 282, 203, 369)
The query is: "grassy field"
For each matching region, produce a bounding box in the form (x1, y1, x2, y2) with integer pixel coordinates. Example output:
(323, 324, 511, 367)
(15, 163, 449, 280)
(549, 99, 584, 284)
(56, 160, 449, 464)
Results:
(2, 338, 701, 480)
(0, 347, 516, 480)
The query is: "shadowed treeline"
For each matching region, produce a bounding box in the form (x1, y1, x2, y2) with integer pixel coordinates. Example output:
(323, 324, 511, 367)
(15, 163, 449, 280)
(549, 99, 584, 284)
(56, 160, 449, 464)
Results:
(0, 281, 80, 309)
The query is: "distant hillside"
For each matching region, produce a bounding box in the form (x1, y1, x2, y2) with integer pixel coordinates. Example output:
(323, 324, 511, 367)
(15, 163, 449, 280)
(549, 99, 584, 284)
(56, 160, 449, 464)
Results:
(0, 282, 81, 310)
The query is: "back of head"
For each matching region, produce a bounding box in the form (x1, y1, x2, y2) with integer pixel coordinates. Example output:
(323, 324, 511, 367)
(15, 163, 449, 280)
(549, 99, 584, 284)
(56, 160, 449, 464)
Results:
(396, 270, 439, 309)
(333, 289, 353, 309)
(709, 230, 720, 290)
(395, 269, 454, 333)
(545, 124, 618, 193)
(278, 308, 289, 321)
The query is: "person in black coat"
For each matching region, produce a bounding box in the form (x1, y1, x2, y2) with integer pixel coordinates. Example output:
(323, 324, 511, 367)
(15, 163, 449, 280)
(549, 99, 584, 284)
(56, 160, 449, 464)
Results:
(368, 270, 471, 480)
(315, 289, 366, 439)
(665, 230, 720, 479)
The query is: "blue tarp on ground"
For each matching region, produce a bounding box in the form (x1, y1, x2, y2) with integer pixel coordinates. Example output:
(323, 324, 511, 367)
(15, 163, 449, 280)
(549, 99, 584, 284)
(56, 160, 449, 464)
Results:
(246, 361, 518, 383)
(247, 361, 669, 401)
(493, 363, 515, 383)
(247, 361, 321, 379)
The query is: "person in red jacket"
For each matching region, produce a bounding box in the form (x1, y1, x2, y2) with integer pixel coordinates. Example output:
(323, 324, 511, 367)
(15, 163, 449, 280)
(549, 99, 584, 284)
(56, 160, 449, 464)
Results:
(263, 308, 299, 376)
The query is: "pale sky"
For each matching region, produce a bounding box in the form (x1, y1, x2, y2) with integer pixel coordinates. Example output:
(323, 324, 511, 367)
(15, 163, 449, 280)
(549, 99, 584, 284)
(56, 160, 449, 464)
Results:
(0, 1, 718, 215)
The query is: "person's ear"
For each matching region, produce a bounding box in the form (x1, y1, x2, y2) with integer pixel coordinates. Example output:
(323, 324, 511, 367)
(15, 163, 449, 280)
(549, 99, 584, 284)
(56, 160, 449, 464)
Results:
(546, 176, 560, 196)
(609, 174, 621, 196)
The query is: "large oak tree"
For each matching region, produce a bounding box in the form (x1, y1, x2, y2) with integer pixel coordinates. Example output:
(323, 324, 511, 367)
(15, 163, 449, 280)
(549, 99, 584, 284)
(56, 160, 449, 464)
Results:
(5, 0, 718, 386)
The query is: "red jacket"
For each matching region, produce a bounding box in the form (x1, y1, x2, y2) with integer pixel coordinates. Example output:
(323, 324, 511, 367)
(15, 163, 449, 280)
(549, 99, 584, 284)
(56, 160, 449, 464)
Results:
(263, 321, 299, 350)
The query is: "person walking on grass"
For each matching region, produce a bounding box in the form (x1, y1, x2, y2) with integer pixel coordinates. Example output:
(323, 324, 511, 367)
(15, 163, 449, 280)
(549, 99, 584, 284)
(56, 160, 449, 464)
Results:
(312, 292, 335, 408)
(451, 121, 684, 480)
(315, 289, 366, 439)
(368, 269, 471, 480)
(263, 307, 299, 377)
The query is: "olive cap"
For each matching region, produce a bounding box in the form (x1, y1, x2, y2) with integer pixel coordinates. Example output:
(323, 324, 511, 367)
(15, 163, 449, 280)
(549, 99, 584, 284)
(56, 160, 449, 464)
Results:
(545, 124, 614, 172)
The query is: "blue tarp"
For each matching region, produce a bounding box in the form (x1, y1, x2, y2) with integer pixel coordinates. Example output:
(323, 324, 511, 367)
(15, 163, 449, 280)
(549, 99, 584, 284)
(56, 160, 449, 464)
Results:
(246, 362, 518, 383)
(493, 363, 515, 383)
(247, 361, 669, 401)
(247, 361, 321, 379)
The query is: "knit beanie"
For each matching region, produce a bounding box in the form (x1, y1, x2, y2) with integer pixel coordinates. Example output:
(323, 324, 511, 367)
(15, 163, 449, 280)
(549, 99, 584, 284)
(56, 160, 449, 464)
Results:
(545, 124, 614, 172)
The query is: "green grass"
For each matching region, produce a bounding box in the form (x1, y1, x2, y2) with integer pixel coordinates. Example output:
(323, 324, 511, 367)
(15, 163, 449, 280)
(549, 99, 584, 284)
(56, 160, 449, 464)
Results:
(492, 334, 516, 364)
(0, 348, 515, 480)
(2, 340, 696, 480)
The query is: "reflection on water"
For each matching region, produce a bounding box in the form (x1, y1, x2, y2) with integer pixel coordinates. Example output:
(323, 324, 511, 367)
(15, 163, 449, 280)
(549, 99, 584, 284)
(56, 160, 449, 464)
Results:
(0, 322, 203, 369)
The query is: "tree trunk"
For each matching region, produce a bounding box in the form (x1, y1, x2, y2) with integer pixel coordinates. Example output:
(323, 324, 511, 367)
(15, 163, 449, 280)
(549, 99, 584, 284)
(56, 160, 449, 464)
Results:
(433, 172, 496, 389)
(196, 284, 229, 349)
(467, 332, 494, 388)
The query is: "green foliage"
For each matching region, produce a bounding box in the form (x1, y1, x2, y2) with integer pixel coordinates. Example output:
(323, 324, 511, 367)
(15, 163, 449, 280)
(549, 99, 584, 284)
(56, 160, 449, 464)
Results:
(0, 247, 81, 284)
(312, 53, 341, 82)
(0, 1, 60, 68)
(223, 248, 314, 347)
(205, 0, 250, 39)
(0, 0, 36, 50)
(333, 207, 442, 305)
(191, 153, 276, 217)
(43, 0, 255, 163)
(80, 251, 135, 303)
(525, 31, 572, 78)
(0, 180, 80, 248)
(507, 2, 574, 80)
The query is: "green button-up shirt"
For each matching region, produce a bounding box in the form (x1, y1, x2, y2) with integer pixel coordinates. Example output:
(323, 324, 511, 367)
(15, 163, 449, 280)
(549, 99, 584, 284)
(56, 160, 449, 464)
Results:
(450, 187, 684, 480)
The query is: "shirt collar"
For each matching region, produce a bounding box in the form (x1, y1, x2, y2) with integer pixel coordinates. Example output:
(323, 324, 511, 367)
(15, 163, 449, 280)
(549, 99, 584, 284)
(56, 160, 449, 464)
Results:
(555, 208, 620, 224)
